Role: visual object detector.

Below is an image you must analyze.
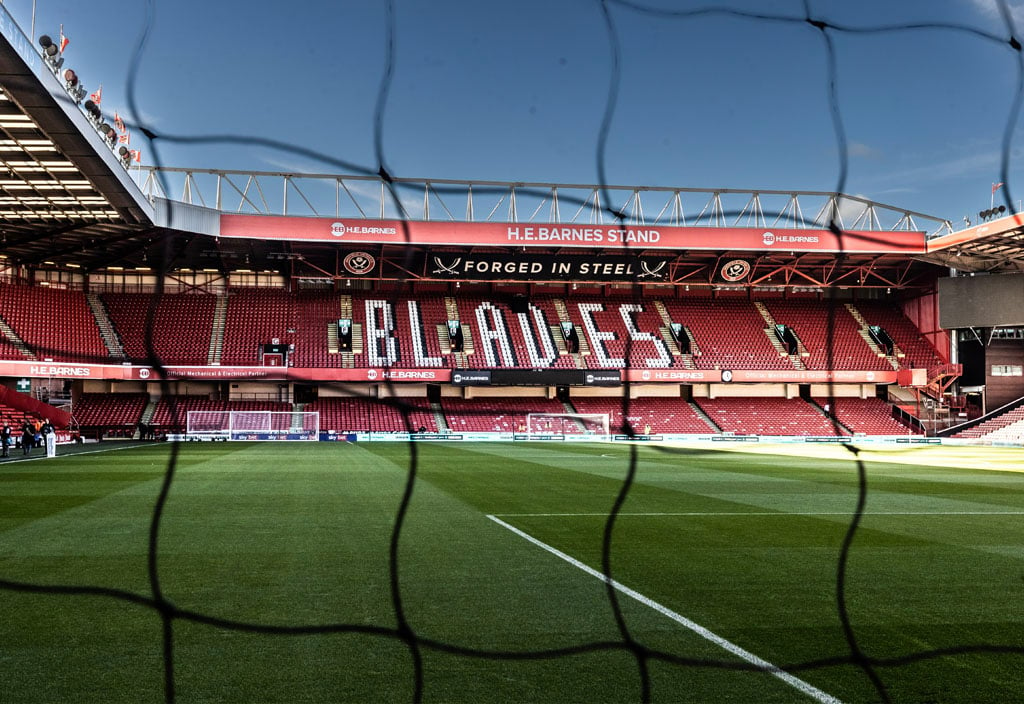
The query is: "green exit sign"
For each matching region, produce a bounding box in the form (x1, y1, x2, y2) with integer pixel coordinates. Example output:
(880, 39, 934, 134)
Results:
(15, 378, 31, 393)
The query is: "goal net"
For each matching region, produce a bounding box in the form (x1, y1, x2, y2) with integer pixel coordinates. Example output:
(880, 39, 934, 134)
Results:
(186, 410, 320, 441)
(525, 413, 610, 439)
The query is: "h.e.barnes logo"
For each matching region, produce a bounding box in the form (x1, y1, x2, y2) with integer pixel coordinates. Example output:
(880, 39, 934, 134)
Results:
(330, 222, 346, 237)
(762, 231, 776, 246)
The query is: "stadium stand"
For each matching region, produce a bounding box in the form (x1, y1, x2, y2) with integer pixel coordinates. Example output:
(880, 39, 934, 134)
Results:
(0, 287, 951, 377)
(149, 397, 292, 432)
(695, 397, 841, 436)
(660, 298, 786, 371)
(0, 402, 33, 430)
(102, 292, 217, 365)
(0, 284, 971, 440)
(72, 392, 149, 439)
(572, 296, 680, 369)
(953, 405, 1024, 440)
(760, 300, 890, 370)
(306, 397, 438, 433)
(571, 396, 716, 434)
(853, 303, 947, 369)
(441, 397, 568, 433)
(814, 397, 911, 435)
(0, 283, 109, 362)
(220, 289, 294, 366)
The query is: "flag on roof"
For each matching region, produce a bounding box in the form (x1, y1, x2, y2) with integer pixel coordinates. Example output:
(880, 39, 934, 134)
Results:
(129, 149, 141, 163)
(89, 85, 102, 105)
(59, 25, 69, 53)
(118, 130, 130, 145)
(992, 182, 1004, 194)
(114, 113, 125, 133)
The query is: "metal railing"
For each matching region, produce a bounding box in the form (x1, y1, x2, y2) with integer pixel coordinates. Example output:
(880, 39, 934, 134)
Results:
(137, 168, 954, 237)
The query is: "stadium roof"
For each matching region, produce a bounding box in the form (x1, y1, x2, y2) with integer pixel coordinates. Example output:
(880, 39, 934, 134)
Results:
(923, 213, 1024, 273)
(2, 16, 1022, 286)
(0, 15, 155, 270)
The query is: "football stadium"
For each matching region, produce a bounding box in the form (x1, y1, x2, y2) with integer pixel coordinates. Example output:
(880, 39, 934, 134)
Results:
(2, 2, 1024, 703)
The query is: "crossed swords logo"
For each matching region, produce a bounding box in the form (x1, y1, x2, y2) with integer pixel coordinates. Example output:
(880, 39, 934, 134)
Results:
(638, 260, 667, 279)
(432, 257, 462, 276)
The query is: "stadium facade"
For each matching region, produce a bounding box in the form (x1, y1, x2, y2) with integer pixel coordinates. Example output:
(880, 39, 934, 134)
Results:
(1, 8, 1024, 446)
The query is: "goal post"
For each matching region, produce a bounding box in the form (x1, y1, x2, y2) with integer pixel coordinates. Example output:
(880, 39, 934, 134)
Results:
(525, 413, 610, 440)
(186, 410, 319, 441)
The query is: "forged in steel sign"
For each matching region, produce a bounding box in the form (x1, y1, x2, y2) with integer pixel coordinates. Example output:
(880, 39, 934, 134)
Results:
(424, 253, 672, 281)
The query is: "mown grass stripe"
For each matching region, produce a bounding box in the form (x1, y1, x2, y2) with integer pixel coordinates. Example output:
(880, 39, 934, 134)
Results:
(487, 514, 844, 704)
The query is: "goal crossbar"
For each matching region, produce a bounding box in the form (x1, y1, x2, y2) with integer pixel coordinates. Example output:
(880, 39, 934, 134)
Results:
(186, 410, 319, 441)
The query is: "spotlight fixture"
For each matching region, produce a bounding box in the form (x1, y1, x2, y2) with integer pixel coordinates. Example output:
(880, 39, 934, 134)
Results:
(38, 35, 63, 69)
(83, 100, 102, 122)
(979, 205, 1008, 221)
(98, 122, 116, 144)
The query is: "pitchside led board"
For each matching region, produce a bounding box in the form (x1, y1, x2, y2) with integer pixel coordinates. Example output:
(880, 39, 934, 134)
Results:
(938, 273, 1024, 329)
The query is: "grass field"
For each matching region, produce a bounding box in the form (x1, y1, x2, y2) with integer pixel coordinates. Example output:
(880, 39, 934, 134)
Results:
(2, 440, 1024, 703)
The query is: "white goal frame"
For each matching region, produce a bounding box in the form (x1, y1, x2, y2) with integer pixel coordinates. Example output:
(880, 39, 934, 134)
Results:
(186, 410, 320, 441)
(525, 413, 610, 440)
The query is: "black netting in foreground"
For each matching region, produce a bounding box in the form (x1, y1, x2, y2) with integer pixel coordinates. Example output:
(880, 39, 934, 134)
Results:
(2, 1, 1024, 702)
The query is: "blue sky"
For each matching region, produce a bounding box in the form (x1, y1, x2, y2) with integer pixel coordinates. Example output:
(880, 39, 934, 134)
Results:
(5, 0, 1024, 225)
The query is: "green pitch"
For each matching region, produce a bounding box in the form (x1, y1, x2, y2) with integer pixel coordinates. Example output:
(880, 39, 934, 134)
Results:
(2, 441, 1023, 703)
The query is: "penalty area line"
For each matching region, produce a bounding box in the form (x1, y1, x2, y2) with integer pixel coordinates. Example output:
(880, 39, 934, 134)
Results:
(0, 442, 164, 466)
(492, 511, 1024, 517)
(486, 514, 843, 704)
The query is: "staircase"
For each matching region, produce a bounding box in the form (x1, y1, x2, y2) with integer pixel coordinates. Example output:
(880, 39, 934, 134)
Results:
(206, 293, 228, 365)
(291, 403, 309, 434)
(689, 401, 722, 433)
(0, 315, 36, 359)
(552, 299, 587, 368)
(442, 297, 473, 367)
(338, 295, 363, 367)
(806, 397, 854, 435)
(327, 323, 339, 354)
(754, 302, 805, 370)
(86, 293, 126, 359)
(561, 400, 589, 433)
(652, 300, 699, 369)
(136, 398, 158, 439)
(431, 402, 449, 433)
(846, 304, 901, 370)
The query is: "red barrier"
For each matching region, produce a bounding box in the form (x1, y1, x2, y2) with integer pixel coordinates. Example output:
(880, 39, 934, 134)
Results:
(0, 386, 72, 428)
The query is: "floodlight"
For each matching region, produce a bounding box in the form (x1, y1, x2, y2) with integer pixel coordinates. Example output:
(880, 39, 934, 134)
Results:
(38, 35, 57, 56)
(63, 69, 77, 87)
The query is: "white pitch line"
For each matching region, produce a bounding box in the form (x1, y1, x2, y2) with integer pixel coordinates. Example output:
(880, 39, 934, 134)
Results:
(493, 511, 1024, 517)
(487, 514, 843, 704)
(0, 442, 162, 466)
